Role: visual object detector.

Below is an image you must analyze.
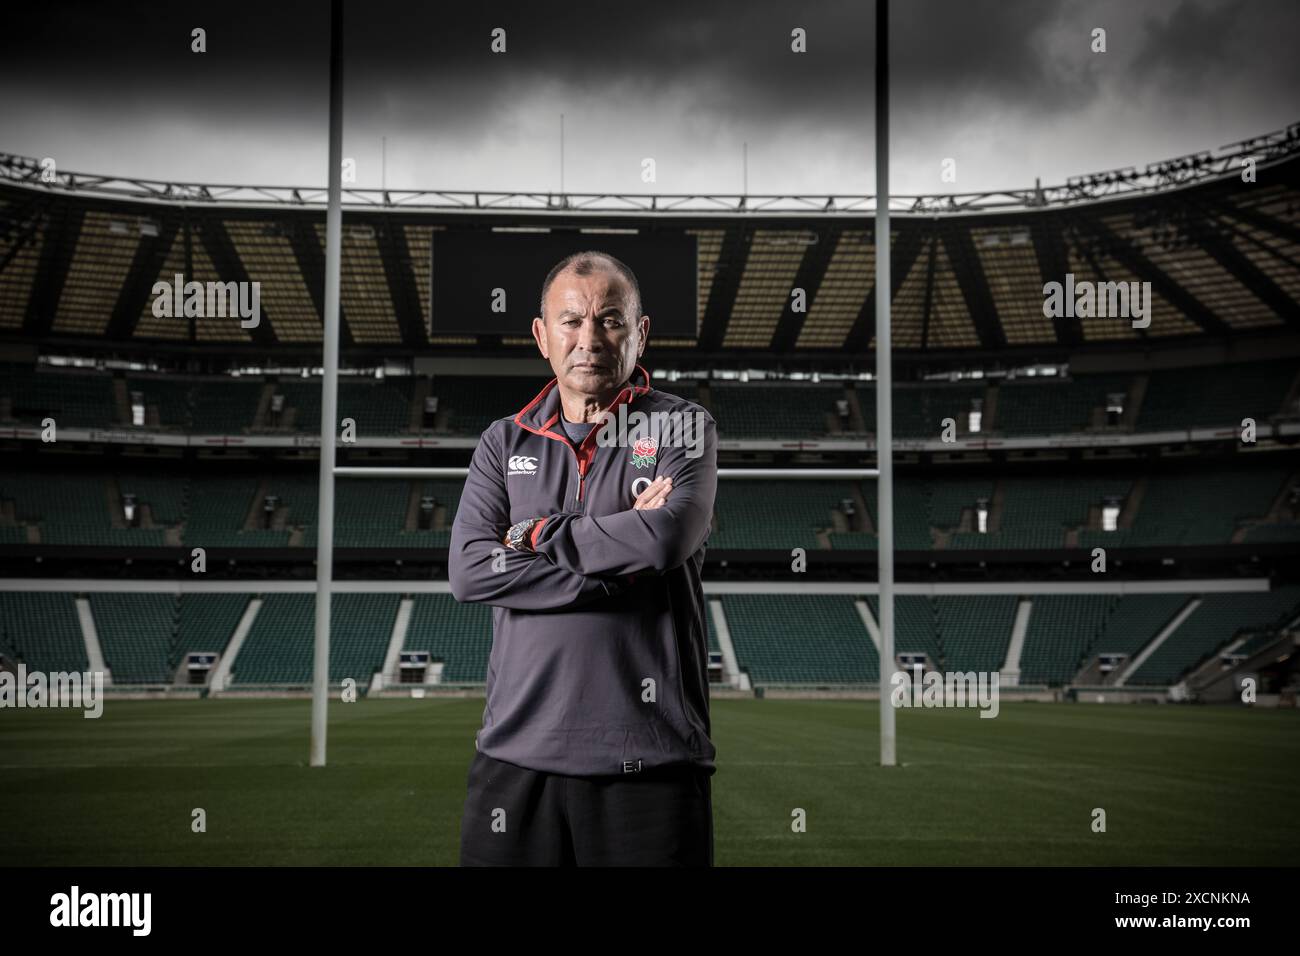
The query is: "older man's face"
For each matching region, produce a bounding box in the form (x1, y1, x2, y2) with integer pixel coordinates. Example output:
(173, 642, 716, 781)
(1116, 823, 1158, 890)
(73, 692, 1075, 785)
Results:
(533, 267, 648, 399)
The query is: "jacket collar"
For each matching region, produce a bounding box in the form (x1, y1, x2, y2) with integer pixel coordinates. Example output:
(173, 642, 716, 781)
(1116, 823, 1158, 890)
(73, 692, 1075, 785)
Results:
(513, 364, 652, 442)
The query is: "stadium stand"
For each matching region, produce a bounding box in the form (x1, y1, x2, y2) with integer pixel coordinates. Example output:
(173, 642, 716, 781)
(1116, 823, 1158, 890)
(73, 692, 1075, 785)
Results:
(1, 125, 1298, 707)
(1136, 360, 1298, 431)
(432, 375, 551, 434)
(934, 595, 1017, 672)
(707, 383, 845, 438)
(709, 479, 854, 549)
(1128, 586, 1300, 685)
(890, 383, 987, 440)
(721, 594, 879, 685)
(174, 594, 249, 664)
(231, 593, 398, 685)
(266, 381, 323, 432)
(926, 476, 996, 536)
(1242, 520, 1300, 542)
(0, 473, 167, 546)
(125, 376, 193, 429)
(116, 472, 186, 529)
(90, 594, 176, 684)
(404, 594, 493, 684)
(0, 360, 1295, 446)
(835, 478, 933, 550)
(0, 365, 114, 428)
(324, 478, 410, 549)
(264, 378, 414, 434)
(0, 592, 87, 672)
(8, 586, 1297, 691)
(951, 476, 1133, 550)
(866, 595, 943, 665)
(1091, 593, 1192, 657)
(4, 465, 1293, 553)
(1080, 466, 1290, 549)
(339, 378, 415, 434)
(1018, 594, 1117, 685)
(87, 593, 252, 685)
(190, 379, 264, 433)
(995, 373, 1133, 436)
(183, 475, 291, 547)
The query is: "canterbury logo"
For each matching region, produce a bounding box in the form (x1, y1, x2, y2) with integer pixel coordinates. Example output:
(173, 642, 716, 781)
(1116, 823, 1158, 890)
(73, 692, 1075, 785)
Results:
(507, 455, 538, 476)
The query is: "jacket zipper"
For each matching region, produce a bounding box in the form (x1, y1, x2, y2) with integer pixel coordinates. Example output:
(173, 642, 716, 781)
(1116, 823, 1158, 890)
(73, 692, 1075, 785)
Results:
(562, 435, 594, 509)
(575, 435, 597, 510)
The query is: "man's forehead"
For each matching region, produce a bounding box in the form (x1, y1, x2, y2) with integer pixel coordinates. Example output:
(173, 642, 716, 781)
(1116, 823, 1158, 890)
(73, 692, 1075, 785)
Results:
(546, 269, 631, 316)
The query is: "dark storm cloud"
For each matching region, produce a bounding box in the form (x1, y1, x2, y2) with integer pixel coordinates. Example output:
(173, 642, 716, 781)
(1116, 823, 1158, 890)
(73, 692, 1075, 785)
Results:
(0, 0, 1111, 128)
(0, 0, 1295, 191)
(1130, 0, 1300, 107)
(1133, 0, 1242, 79)
(0, 1, 327, 99)
(10, 3, 1097, 118)
(338, 0, 1084, 124)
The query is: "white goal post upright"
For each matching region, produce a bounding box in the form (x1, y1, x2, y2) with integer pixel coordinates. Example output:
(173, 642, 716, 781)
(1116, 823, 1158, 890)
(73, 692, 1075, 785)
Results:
(311, 0, 345, 769)
(875, 0, 897, 767)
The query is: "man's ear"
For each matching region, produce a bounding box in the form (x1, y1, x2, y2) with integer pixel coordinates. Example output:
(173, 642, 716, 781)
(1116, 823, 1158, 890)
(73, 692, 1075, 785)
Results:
(636, 315, 650, 357)
(532, 316, 549, 359)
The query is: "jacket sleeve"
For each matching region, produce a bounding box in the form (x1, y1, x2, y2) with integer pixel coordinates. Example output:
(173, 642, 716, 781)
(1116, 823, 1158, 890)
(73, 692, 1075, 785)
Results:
(448, 422, 624, 611)
(530, 410, 717, 577)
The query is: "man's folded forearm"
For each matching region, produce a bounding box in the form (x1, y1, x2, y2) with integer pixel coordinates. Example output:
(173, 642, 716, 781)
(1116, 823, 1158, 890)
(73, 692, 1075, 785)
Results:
(448, 542, 626, 611)
(531, 507, 704, 577)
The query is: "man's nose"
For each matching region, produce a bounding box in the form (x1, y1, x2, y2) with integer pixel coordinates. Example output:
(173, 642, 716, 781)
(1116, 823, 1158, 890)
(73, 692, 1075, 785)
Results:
(577, 318, 605, 352)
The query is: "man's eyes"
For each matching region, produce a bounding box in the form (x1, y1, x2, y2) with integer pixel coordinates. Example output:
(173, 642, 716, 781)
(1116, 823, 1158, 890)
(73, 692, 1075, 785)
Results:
(563, 317, 623, 326)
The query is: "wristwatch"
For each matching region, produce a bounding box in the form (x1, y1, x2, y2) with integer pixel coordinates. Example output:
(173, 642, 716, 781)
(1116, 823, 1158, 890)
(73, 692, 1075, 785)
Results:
(505, 517, 543, 551)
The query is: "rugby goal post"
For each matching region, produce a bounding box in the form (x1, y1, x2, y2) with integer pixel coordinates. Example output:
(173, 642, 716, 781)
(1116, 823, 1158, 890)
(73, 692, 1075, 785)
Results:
(311, 0, 899, 769)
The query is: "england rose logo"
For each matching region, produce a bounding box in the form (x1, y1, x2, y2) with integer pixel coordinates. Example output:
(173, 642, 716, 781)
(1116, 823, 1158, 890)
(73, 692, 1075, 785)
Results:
(631, 437, 658, 469)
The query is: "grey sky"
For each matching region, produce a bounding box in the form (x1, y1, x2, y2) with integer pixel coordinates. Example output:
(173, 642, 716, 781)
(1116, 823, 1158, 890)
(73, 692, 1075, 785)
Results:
(1, 0, 1295, 197)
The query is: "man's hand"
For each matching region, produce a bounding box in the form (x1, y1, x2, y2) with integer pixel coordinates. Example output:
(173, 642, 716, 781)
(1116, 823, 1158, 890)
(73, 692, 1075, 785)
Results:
(633, 475, 673, 510)
(623, 475, 673, 586)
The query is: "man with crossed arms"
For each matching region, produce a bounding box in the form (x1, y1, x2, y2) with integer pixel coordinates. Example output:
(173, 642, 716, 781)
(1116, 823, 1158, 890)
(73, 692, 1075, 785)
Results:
(450, 251, 718, 866)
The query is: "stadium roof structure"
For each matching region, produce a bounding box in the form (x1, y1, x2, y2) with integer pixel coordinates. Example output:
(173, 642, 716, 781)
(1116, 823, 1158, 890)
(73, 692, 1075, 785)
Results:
(1, 122, 1298, 363)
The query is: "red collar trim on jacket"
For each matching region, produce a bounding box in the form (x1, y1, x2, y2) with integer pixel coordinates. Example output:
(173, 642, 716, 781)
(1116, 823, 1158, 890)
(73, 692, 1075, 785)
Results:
(512, 364, 652, 443)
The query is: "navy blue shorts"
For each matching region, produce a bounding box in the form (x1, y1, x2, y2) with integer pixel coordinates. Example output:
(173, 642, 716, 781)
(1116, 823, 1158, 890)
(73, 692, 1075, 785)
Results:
(459, 750, 714, 867)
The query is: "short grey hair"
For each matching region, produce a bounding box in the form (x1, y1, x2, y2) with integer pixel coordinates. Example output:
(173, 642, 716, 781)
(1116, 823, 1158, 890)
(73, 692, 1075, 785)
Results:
(539, 251, 642, 323)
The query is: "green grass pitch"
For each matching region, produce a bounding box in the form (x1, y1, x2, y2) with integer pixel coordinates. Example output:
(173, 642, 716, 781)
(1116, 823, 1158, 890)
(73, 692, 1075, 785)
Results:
(2, 698, 1296, 866)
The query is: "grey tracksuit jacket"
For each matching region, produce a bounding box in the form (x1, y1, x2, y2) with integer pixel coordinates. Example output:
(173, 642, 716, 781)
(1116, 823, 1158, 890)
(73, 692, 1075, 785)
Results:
(448, 365, 718, 777)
